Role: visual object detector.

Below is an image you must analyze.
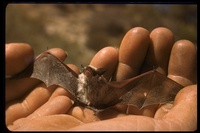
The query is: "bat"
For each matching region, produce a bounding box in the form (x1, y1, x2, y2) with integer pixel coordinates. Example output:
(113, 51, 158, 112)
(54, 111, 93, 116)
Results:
(10, 51, 183, 113)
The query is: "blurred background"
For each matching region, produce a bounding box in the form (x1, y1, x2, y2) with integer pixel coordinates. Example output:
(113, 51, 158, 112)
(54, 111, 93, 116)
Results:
(6, 4, 197, 68)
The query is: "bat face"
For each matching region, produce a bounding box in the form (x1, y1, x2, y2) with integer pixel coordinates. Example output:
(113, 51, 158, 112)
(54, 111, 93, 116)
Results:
(10, 51, 183, 112)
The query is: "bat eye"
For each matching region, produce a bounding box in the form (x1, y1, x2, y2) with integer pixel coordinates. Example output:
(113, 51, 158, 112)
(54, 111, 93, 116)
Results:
(96, 68, 106, 76)
(85, 70, 93, 78)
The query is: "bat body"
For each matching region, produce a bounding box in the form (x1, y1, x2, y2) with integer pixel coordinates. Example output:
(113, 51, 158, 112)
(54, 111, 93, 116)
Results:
(12, 51, 183, 112)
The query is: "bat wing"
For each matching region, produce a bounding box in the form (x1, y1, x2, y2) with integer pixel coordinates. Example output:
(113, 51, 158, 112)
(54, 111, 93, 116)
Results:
(30, 51, 79, 96)
(108, 69, 183, 110)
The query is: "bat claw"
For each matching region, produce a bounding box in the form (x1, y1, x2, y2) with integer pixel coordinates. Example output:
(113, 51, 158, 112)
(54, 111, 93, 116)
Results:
(87, 102, 91, 106)
(70, 99, 75, 105)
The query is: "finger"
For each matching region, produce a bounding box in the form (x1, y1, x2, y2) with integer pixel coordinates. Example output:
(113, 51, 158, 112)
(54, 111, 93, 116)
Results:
(136, 28, 175, 116)
(153, 103, 174, 119)
(156, 40, 197, 118)
(10, 96, 73, 130)
(6, 78, 40, 102)
(163, 85, 197, 130)
(68, 106, 100, 123)
(6, 43, 34, 76)
(27, 96, 72, 119)
(49, 86, 74, 100)
(6, 84, 57, 125)
(67, 64, 81, 74)
(89, 46, 118, 80)
(8, 115, 83, 131)
(114, 27, 150, 81)
(6, 48, 68, 103)
(141, 27, 175, 74)
(168, 40, 197, 86)
(47, 48, 68, 61)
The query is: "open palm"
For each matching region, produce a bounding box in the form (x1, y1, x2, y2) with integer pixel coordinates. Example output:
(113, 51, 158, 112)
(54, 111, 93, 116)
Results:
(6, 27, 196, 131)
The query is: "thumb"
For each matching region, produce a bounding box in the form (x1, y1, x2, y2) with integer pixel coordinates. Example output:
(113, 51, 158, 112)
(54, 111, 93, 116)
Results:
(157, 85, 197, 130)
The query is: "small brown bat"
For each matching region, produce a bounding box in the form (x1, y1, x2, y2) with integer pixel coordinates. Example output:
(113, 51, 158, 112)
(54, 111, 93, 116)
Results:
(10, 51, 183, 112)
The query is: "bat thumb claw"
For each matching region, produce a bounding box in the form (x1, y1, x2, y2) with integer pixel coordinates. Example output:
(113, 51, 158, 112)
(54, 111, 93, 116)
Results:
(70, 99, 75, 105)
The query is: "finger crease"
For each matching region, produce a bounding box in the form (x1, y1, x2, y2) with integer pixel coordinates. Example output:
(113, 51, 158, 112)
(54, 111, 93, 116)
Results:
(30, 111, 42, 120)
(21, 99, 31, 113)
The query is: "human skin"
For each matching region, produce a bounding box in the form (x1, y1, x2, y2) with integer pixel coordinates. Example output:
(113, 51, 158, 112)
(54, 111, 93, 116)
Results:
(5, 27, 197, 131)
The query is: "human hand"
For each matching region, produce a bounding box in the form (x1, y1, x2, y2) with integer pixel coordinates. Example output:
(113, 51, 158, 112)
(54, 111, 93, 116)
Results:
(6, 27, 197, 131)
(6, 43, 84, 130)
(69, 27, 197, 131)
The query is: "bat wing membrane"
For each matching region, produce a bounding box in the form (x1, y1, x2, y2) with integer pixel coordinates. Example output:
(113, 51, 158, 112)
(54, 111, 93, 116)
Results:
(118, 70, 183, 109)
(31, 52, 79, 96)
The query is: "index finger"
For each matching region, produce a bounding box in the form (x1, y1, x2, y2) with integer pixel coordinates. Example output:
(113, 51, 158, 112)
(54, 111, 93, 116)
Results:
(89, 46, 119, 80)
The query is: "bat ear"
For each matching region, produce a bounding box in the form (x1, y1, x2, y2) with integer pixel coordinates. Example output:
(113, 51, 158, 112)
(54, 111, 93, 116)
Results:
(84, 65, 107, 77)
(88, 65, 107, 76)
